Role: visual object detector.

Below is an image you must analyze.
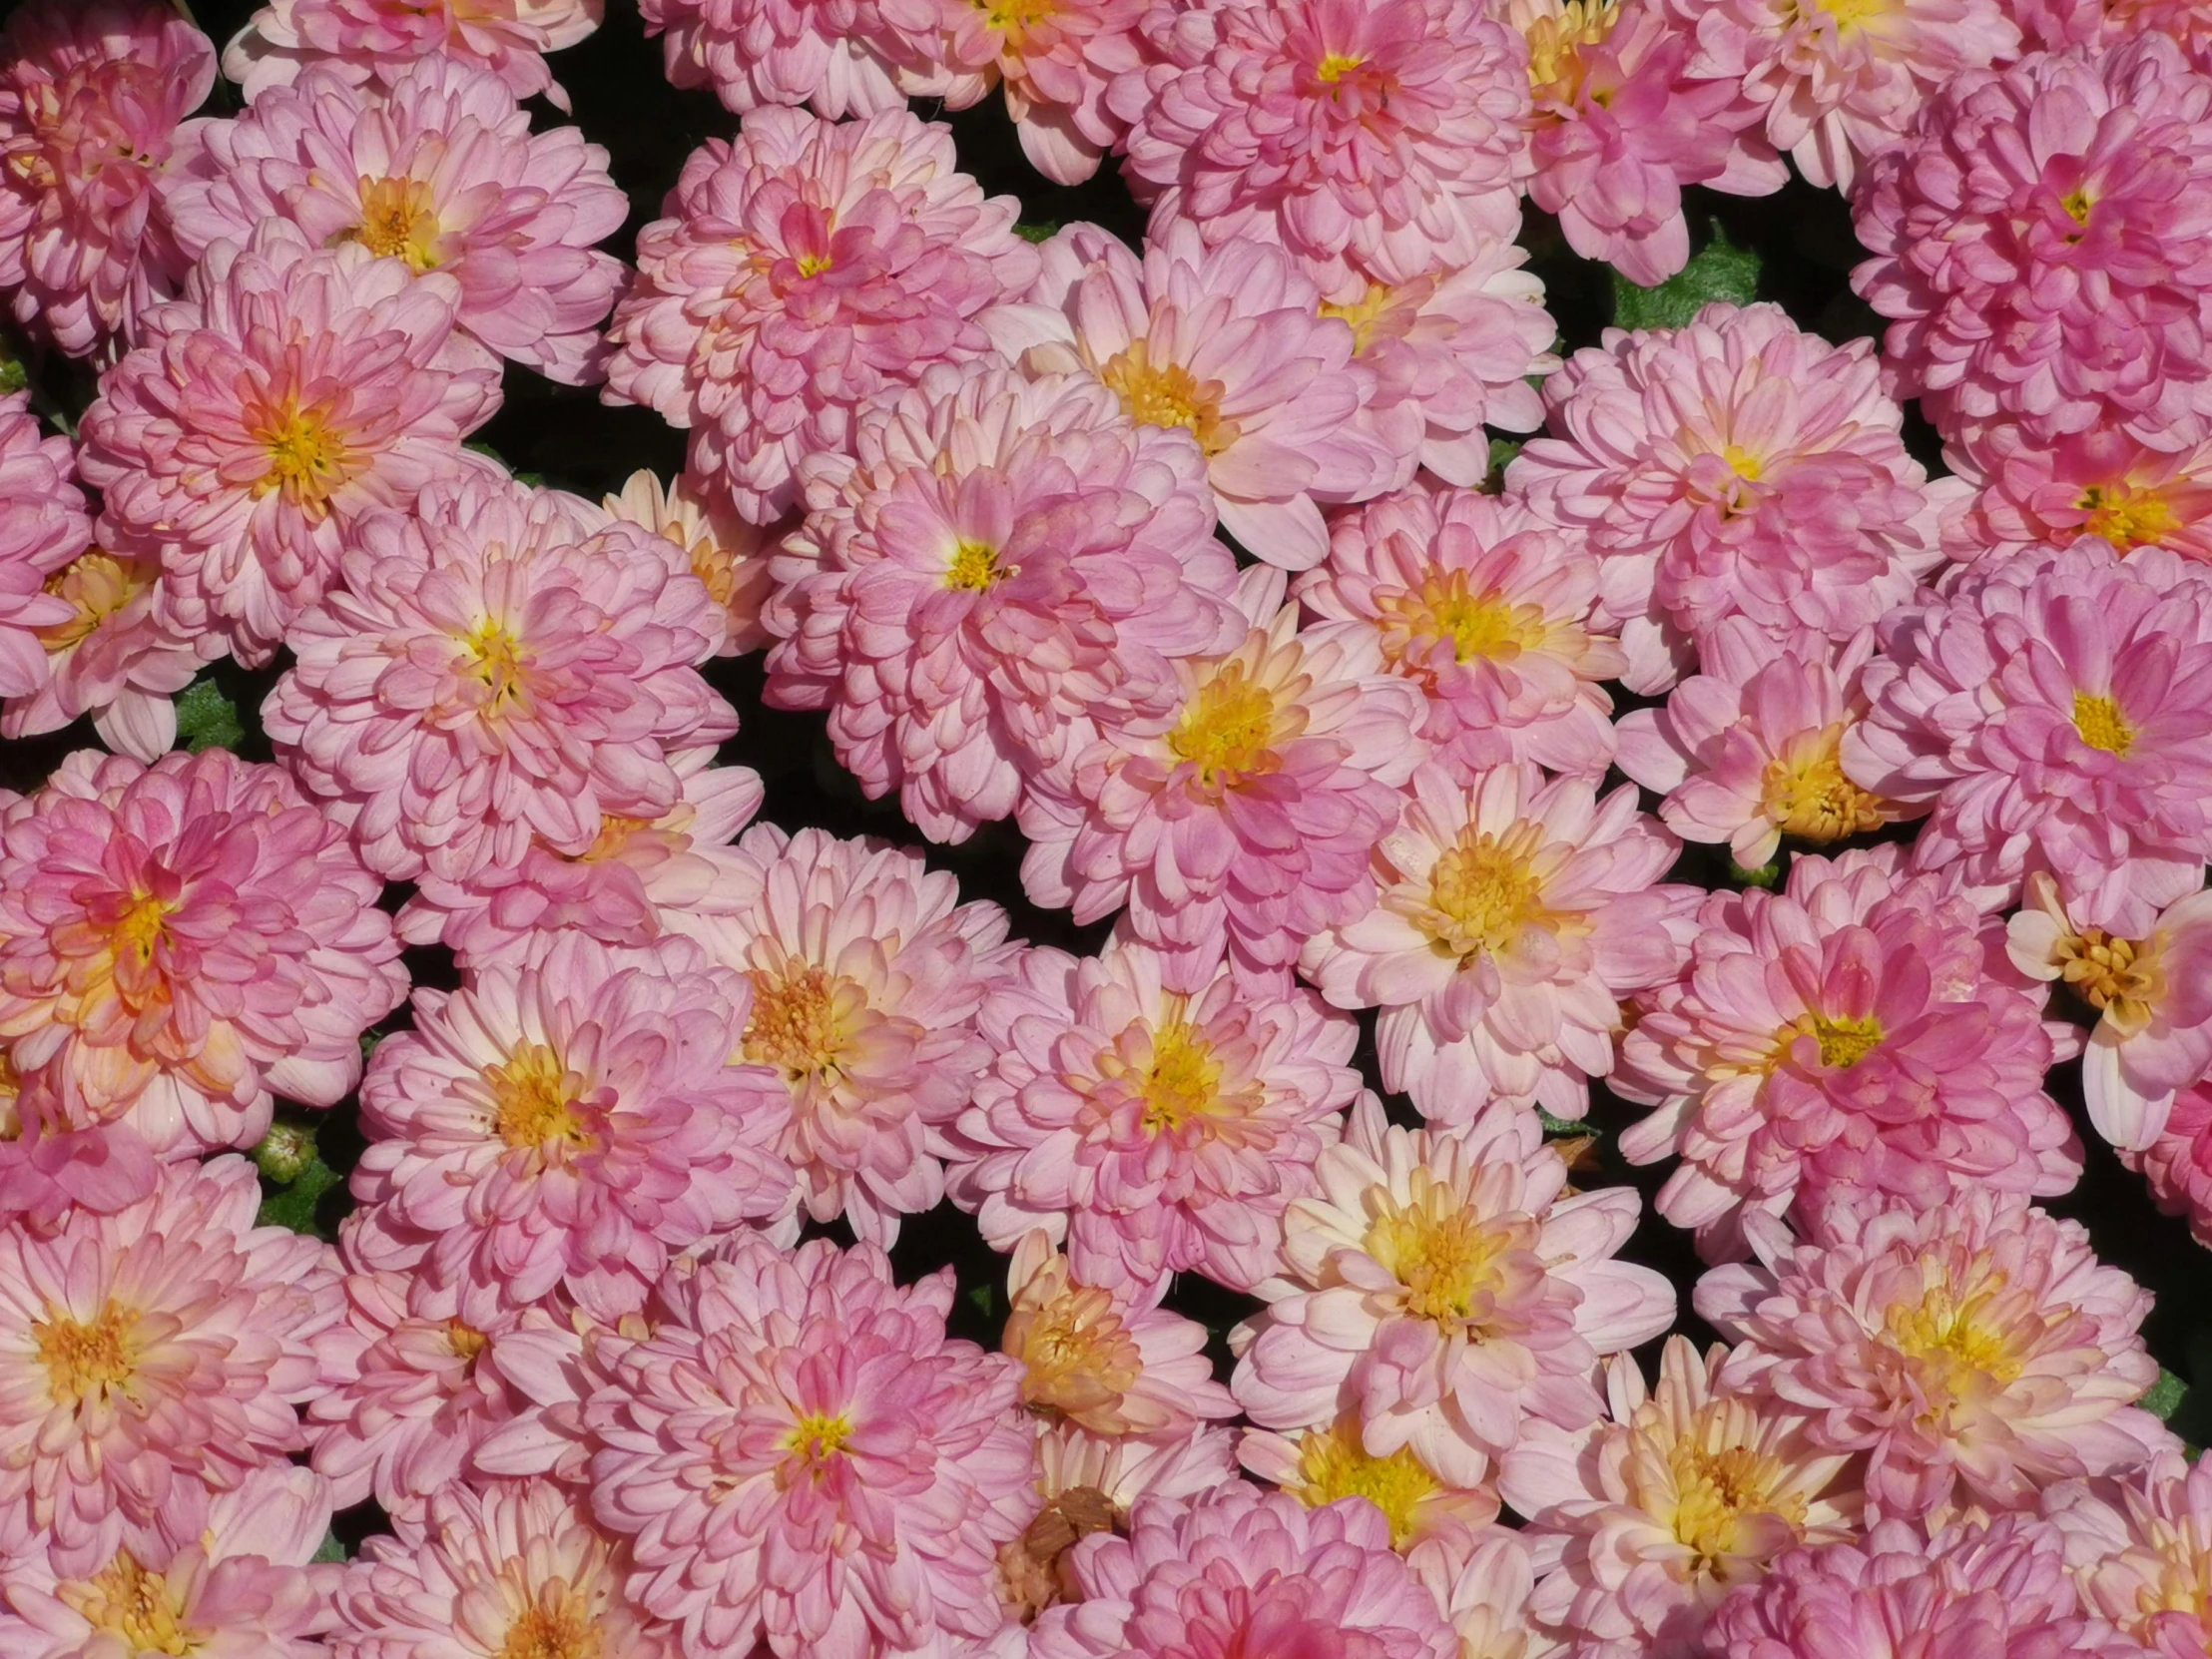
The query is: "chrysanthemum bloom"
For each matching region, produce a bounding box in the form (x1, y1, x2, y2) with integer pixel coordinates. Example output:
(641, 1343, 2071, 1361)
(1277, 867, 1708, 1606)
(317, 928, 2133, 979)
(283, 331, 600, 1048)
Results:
(1941, 423, 2212, 568)
(336, 1478, 671, 1659)
(1020, 572, 1426, 983)
(264, 474, 737, 886)
(0, 390, 90, 699)
(1853, 38, 2212, 450)
(2045, 1448, 2212, 1656)
(674, 824, 1017, 1248)
(222, 0, 603, 110)
(2132, 1080, 2212, 1250)
(1029, 1484, 1459, 1659)
(1004, 223, 1396, 570)
(76, 222, 501, 667)
(1105, 0, 1530, 306)
(0, 0, 214, 356)
(1001, 1230, 1237, 1439)
(0, 1463, 336, 1659)
(1302, 762, 1695, 1124)
(348, 935, 793, 1323)
(396, 750, 765, 969)
(0, 1155, 339, 1576)
(306, 1244, 587, 1517)
(1705, 1515, 2137, 1659)
(1506, 301, 1943, 694)
(763, 359, 1242, 843)
(1302, 483, 1625, 781)
(1844, 538, 2212, 932)
(639, 0, 906, 117)
(1239, 1417, 1501, 1560)
(587, 1232, 1036, 1659)
(166, 58, 627, 383)
(605, 470, 778, 656)
(1614, 847, 2077, 1261)
(949, 934, 1359, 1296)
(1407, 1529, 1560, 1659)
(1616, 620, 1899, 868)
(0, 747, 404, 1172)
(1696, 1189, 2171, 1520)
(2008, 872, 2212, 1153)
(1498, 1337, 1858, 1656)
(1508, 0, 1781, 285)
(605, 109, 1036, 525)
(2009, 0, 2212, 60)
(1235, 1095, 1675, 1490)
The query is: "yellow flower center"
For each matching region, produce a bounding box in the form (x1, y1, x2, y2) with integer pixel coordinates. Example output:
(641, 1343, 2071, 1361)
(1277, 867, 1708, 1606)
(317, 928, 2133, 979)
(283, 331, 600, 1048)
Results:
(500, 1588, 602, 1659)
(1381, 570, 1555, 669)
(37, 551, 151, 652)
(1364, 1183, 1531, 1328)
(945, 540, 1007, 592)
(1721, 444, 1764, 482)
(1885, 1276, 2032, 1420)
(744, 962, 852, 1084)
(573, 816, 652, 864)
(2130, 1517, 2212, 1639)
(1315, 51, 1367, 81)
(2052, 927, 2159, 1027)
(1005, 1277, 1146, 1423)
(486, 1043, 592, 1154)
(446, 1320, 490, 1367)
(60, 1555, 198, 1657)
(975, 0, 1060, 42)
(794, 252, 833, 277)
(1420, 819, 1558, 963)
(462, 619, 531, 713)
(252, 400, 352, 518)
(2073, 692, 2136, 756)
(1814, 0, 1891, 27)
(1167, 664, 1280, 790)
(346, 175, 442, 272)
(112, 891, 172, 967)
(1096, 341, 1239, 455)
(35, 1302, 138, 1407)
(1319, 281, 1396, 356)
(1138, 1019, 1223, 1134)
(785, 1411, 854, 1479)
(1292, 1421, 1442, 1549)
(1524, 0, 1622, 99)
(1759, 727, 1888, 845)
(1810, 1013, 1883, 1069)
(2062, 186, 2095, 228)
(1662, 1431, 1809, 1570)
(2078, 482, 2182, 551)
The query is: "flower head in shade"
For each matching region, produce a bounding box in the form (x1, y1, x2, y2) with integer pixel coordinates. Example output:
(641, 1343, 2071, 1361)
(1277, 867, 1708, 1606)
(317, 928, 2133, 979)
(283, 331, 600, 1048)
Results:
(1506, 301, 1943, 694)
(1844, 538, 2212, 933)
(1942, 424, 2212, 569)
(950, 934, 1359, 1297)
(167, 58, 627, 383)
(639, 0, 906, 117)
(0, 390, 91, 700)
(1106, 0, 1529, 304)
(586, 1232, 1036, 1659)
(0, 1156, 340, 1577)
(336, 1478, 670, 1659)
(2133, 1080, 2212, 1251)
(222, 0, 603, 109)
(0, 1463, 336, 1659)
(348, 935, 794, 1323)
(1614, 847, 2078, 1261)
(1010, 222, 1398, 570)
(1021, 571, 1426, 984)
(1239, 1417, 1501, 1560)
(0, 0, 213, 356)
(2047, 1448, 2212, 1658)
(1853, 38, 2212, 450)
(605, 470, 778, 656)
(75, 222, 501, 667)
(264, 474, 736, 885)
(1497, 1337, 1859, 1656)
(605, 109, 1036, 525)
(763, 359, 1241, 843)
(1029, 1484, 1459, 1659)
(0, 747, 405, 1177)
(2008, 872, 2212, 1153)
(1234, 1096, 1675, 1489)
(1302, 762, 1696, 1126)
(674, 825, 1017, 1248)
(1615, 620, 1899, 868)
(1304, 483, 1624, 782)
(1695, 1189, 2171, 1521)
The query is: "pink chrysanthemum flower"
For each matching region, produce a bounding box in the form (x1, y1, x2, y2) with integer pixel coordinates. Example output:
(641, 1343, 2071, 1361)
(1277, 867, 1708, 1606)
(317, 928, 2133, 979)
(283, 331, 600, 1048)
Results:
(1409, 1529, 1562, 1659)
(763, 359, 1242, 843)
(167, 58, 627, 384)
(949, 934, 1359, 1297)
(264, 474, 737, 886)
(396, 750, 765, 969)
(2132, 1080, 2212, 1250)
(1303, 483, 1625, 781)
(2046, 1448, 2212, 1657)
(336, 1478, 672, 1659)
(1020, 571, 1426, 983)
(0, 1463, 336, 1659)
(1498, 1336, 1859, 1657)
(1234, 1095, 1675, 1489)
(348, 934, 793, 1322)
(0, 747, 404, 1177)
(1105, 0, 1529, 305)
(1615, 620, 1900, 868)
(1853, 38, 2212, 450)
(0, 0, 213, 356)
(1941, 424, 2212, 569)
(1506, 301, 1942, 694)
(0, 390, 89, 700)
(605, 470, 778, 656)
(1006, 222, 1395, 570)
(587, 1232, 1036, 1659)
(674, 824, 1017, 1248)
(76, 222, 501, 668)
(639, 0, 906, 117)
(1614, 847, 2077, 1261)
(0, 1155, 339, 1577)
(1029, 1484, 1459, 1659)
(605, 109, 1036, 525)
(1239, 1416, 1501, 1561)
(223, 0, 603, 110)
(2010, 0, 2212, 58)
(1695, 1189, 2171, 1521)
(1844, 537, 2212, 933)
(1301, 762, 1696, 1126)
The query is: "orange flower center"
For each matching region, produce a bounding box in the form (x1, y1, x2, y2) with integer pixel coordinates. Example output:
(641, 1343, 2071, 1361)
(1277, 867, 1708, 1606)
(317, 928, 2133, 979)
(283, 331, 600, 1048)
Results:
(1097, 341, 1239, 455)
(1292, 1421, 1442, 1549)
(346, 176, 442, 271)
(486, 1043, 592, 1154)
(1167, 664, 1280, 790)
(1759, 726, 1888, 844)
(38, 550, 152, 651)
(1364, 1182, 1533, 1328)
(35, 1302, 138, 1406)
(1523, 0, 1622, 100)
(744, 962, 853, 1084)
(61, 1555, 198, 1657)
(252, 399, 353, 518)
(2077, 482, 2182, 551)
(500, 1586, 602, 1659)
(1004, 1274, 1146, 1426)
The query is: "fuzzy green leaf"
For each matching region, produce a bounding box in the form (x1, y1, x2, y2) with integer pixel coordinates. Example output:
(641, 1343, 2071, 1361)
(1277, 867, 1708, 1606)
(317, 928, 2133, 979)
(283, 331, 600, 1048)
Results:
(1611, 226, 1761, 331)
(256, 1155, 341, 1236)
(1015, 222, 1060, 244)
(2145, 1369, 2191, 1422)
(175, 678, 243, 754)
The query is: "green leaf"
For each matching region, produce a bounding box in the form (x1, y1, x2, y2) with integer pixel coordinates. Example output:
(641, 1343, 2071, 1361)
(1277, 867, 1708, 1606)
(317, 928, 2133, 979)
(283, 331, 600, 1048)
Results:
(2144, 1369, 2190, 1422)
(1538, 1111, 1593, 1137)
(1483, 437, 1524, 494)
(251, 1119, 319, 1185)
(1014, 222, 1060, 244)
(1611, 224, 1761, 332)
(0, 357, 23, 398)
(1729, 859, 1783, 888)
(174, 678, 243, 754)
(256, 1155, 340, 1235)
(311, 1529, 348, 1565)
(966, 1283, 1000, 1321)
